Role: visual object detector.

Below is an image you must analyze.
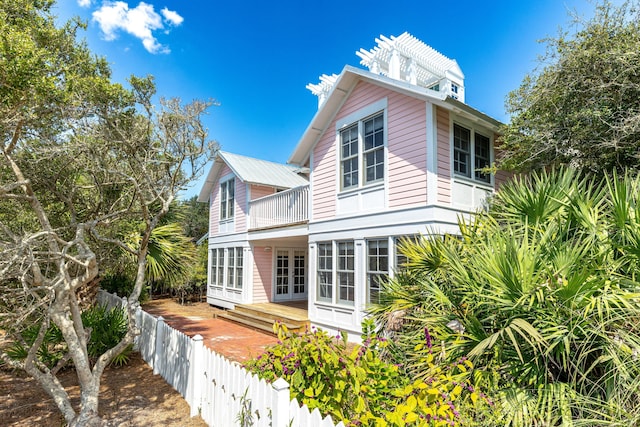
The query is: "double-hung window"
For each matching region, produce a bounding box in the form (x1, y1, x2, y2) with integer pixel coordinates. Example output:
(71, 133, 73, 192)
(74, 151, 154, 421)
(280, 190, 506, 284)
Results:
(337, 242, 355, 306)
(341, 125, 359, 189)
(340, 112, 385, 190)
(220, 178, 235, 220)
(316, 241, 355, 306)
(216, 249, 224, 287)
(210, 249, 219, 287)
(367, 239, 388, 304)
(317, 243, 333, 303)
(453, 124, 492, 184)
(231, 248, 243, 289)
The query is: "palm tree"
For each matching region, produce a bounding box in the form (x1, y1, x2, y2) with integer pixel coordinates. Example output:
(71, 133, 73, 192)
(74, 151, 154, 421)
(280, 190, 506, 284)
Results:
(371, 169, 640, 426)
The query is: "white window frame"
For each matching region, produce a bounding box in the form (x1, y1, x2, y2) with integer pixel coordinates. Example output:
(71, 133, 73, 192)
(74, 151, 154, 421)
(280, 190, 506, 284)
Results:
(316, 240, 355, 307)
(366, 239, 389, 305)
(336, 241, 355, 306)
(219, 177, 235, 221)
(317, 242, 333, 303)
(233, 247, 243, 289)
(210, 248, 220, 287)
(452, 122, 493, 185)
(336, 98, 388, 193)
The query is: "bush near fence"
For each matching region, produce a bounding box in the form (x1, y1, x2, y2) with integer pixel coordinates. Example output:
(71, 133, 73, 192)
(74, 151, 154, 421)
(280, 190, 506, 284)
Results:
(97, 290, 343, 427)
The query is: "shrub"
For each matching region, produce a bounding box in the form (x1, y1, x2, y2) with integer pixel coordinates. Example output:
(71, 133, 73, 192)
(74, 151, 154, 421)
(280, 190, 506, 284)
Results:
(372, 169, 640, 425)
(245, 321, 492, 426)
(6, 304, 132, 369)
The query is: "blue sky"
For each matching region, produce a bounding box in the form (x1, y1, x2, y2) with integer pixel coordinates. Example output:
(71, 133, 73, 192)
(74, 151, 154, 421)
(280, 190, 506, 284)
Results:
(55, 0, 604, 198)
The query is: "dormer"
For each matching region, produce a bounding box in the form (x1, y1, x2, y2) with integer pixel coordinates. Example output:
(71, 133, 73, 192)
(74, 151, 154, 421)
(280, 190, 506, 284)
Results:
(307, 32, 465, 108)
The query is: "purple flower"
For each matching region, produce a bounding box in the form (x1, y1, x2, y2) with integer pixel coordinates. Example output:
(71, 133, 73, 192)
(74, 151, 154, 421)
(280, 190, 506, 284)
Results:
(424, 326, 432, 349)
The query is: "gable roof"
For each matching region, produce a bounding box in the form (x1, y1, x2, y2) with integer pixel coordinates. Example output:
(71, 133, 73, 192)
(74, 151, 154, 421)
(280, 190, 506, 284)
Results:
(288, 65, 501, 166)
(198, 151, 309, 202)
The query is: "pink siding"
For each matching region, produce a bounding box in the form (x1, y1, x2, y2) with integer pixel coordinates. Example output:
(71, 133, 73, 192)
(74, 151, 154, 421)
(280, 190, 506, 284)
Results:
(436, 106, 452, 203)
(210, 163, 247, 235)
(208, 166, 226, 235)
(312, 81, 429, 219)
(252, 247, 272, 303)
(312, 122, 338, 220)
(250, 184, 276, 201)
(235, 179, 247, 232)
(388, 93, 427, 208)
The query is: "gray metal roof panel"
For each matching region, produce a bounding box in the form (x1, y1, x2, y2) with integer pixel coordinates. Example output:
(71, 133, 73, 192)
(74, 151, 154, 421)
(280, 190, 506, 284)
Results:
(220, 151, 309, 188)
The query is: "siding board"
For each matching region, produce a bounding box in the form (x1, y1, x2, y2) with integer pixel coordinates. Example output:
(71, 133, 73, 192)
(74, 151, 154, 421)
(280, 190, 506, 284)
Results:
(252, 247, 272, 303)
(436, 107, 451, 204)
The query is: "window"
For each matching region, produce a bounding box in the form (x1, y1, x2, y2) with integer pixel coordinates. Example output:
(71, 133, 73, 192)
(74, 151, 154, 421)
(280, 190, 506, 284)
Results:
(364, 114, 384, 183)
(317, 243, 333, 303)
(341, 125, 359, 189)
(453, 124, 471, 177)
(474, 133, 491, 183)
(210, 249, 220, 287)
(217, 249, 224, 287)
(223, 247, 243, 289)
(220, 178, 235, 220)
(340, 112, 385, 190)
(451, 83, 459, 100)
(453, 123, 492, 184)
(227, 249, 235, 288)
(337, 241, 355, 306)
(367, 239, 388, 304)
(235, 248, 243, 289)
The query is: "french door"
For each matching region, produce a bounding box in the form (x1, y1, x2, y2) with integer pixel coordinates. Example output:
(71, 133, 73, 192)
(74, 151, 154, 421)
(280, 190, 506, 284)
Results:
(274, 249, 307, 301)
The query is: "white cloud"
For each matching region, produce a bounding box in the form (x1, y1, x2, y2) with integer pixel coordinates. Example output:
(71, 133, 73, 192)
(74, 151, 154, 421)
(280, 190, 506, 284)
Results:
(161, 8, 183, 26)
(77, 0, 92, 7)
(92, 1, 181, 54)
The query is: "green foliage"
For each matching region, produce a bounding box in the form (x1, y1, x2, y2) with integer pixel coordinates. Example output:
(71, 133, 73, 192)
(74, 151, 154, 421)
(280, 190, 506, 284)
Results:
(245, 321, 492, 426)
(81, 304, 132, 366)
(500, 0, 640, 173)
(6, 304, 132, 369)
(373, 168, 640, 425)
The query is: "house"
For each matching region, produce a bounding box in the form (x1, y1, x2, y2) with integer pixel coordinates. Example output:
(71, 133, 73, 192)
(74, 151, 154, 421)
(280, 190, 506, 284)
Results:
(198, 32, 510, 341)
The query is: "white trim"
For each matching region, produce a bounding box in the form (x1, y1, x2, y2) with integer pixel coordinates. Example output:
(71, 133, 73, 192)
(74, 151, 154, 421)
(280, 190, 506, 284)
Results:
(334, 99, 389, 212)
(272, 247, 309, 302)
(308, 204, 466, 241)
(449, 116, 494, 186)
(309, 151, 314, 222)
(426, 102, 438, 205)
(335, 97, 388, 130)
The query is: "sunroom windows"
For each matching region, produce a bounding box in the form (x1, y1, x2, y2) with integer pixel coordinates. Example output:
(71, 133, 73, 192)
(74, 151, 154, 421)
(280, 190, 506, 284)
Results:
(453, 123, 492, 184)
(316, 236, 415, 307)
(340, 111, 385, 190)
(209, 247, 243, 290)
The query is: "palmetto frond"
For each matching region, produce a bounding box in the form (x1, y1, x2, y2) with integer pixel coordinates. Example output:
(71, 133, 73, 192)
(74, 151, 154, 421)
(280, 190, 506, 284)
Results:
(372, 168, 640, 425)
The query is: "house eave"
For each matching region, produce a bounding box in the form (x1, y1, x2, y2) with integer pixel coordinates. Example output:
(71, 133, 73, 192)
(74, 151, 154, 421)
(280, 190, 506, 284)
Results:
(288, 65, 502, 166)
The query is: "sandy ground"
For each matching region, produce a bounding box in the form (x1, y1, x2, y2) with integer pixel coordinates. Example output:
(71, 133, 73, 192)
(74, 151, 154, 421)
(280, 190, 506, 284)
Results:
(0, 298, 279, 426)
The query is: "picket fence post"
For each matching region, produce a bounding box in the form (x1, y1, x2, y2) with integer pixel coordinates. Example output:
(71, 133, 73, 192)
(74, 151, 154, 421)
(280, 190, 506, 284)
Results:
(271, 378, 290, 427)
(189, 334, 204, 417)
(153, 316, 165, 375)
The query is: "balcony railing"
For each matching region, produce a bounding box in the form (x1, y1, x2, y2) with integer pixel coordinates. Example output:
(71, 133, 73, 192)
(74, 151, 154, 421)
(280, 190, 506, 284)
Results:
(249, 185, 309, 230)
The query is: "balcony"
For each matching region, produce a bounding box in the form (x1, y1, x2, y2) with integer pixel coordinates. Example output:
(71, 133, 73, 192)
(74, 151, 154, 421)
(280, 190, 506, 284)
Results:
(249, 185, 309, 230)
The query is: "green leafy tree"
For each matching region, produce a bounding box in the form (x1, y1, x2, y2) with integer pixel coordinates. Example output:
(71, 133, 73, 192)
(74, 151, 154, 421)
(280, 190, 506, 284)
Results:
(499, 0, 640, 173)
(372, 169, 640, 426)
(178, 195, 210, 241)
(0, 1, 216, 425)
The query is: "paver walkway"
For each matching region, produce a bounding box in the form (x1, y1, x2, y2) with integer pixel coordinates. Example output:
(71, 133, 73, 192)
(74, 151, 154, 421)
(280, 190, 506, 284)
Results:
(142, 299, 279, 363)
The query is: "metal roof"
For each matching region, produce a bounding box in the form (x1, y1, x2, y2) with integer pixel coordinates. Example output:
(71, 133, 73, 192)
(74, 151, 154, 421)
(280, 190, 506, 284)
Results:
(198, 151, 308, 202)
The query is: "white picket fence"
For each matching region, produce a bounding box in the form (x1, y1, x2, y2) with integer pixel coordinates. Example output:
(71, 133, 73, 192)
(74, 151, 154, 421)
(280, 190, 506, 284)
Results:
(97, 290, 344, 427)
